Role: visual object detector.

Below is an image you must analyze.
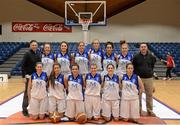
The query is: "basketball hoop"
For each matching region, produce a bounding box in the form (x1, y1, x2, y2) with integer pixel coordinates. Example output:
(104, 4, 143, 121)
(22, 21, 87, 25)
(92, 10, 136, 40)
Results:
(80, 18, 92, 31)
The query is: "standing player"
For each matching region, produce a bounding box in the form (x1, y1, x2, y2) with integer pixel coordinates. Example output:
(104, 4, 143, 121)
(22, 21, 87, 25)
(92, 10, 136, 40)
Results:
(117, 40, 133, 77)
(102, 64, 120, 121)
(120, 63, 144, 123)
(48, 63, 67, 118)
(65, 64, 85, 120)
(84, 64, 102, 120)
(41, 43, 55, 77)
(89, 39, 103, 72)
(71, 41, 89, 75)
(102, 41, 117, 77)
(56, 41, 71, 76)
(28, 62, 48, 120)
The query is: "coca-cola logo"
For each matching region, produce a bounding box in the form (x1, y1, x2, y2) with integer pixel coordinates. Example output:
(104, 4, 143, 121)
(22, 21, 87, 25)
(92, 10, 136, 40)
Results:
(13, 24, 40, 31)
(12, 22, 72, 32)
(43, 24, 63, 31)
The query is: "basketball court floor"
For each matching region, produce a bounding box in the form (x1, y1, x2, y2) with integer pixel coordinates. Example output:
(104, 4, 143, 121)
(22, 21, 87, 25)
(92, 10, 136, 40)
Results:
(0, 77, 180, 124)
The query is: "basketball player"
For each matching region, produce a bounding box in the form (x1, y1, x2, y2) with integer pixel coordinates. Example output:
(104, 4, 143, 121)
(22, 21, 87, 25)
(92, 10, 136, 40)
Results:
(71, 41, 89, 75)
(65, 64, 85, 120)
(41, 43, 55, 77)
(116, 40, 133, 77)
(120, 63, 144, 123)
(56, 41, 71, 76)
(28, 62, 48, 120)
(102, 41, 117, 77)
(102, 64, 120, 121)
(48, 63, 67, 118)
(89, 39, 103, 72)
(84, 64, 102, 120)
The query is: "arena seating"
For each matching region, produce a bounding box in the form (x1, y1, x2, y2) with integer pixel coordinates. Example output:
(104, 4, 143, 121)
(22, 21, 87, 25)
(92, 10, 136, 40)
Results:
(0, 42, 179, 76)
(148, 43, 180, 76)
(0, 42, 27, 64)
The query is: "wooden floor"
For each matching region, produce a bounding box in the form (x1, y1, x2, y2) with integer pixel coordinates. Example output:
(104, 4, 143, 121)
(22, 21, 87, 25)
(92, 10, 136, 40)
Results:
(0, 77, 180, 124)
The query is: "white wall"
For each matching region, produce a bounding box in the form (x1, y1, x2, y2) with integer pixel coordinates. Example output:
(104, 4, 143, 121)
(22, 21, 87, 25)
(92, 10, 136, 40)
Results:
(0, 0, 180, 42)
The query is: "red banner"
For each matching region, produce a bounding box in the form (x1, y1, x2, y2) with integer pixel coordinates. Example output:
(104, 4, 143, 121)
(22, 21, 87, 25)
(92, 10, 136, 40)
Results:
(12, 22, 72, 32)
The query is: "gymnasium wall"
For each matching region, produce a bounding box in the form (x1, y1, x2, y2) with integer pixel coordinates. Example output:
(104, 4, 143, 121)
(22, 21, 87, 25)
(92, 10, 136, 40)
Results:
(0, 0, 180, 43)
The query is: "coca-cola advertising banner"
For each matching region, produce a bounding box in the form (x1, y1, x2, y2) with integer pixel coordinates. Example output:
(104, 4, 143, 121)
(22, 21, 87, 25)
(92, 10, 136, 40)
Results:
(12, 22, 72, 32)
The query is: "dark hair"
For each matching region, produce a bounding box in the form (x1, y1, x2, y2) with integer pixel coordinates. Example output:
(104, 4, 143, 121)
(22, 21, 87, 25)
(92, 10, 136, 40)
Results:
(105, 41, 114, 49)
(71, 63, 79, 70)
(126, 63, 134, 69)
(49, 63, 61, 89)
(30, 40, 38, 44)
(106, 63, 115, 69)
(36, 62, 43, 67)
(120, 40, 128, 47)
(139, 42, 148, 48)
(60, 41, 69, 52)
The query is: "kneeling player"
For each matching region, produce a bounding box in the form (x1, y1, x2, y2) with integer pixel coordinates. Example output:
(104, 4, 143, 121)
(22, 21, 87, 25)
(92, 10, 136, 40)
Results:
(120, 63, 144, 123)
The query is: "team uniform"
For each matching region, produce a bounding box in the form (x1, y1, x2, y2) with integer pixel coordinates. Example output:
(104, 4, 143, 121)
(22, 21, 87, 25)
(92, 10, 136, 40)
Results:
(85, 73, 102, 119)
(41, 53, 55, 76)
(101, 52, 117, 77)
(29, 72, 48, 115)
(56, 52, 71, 76)
(65, 74, 85, 118)
(120, 74, 140, 119)
(89, 48, 103, 72)
(74, 51, 89, 75)
(116, 53, 133, 77)
(48, 73, 66, 113)
(102, 74, 120, 118)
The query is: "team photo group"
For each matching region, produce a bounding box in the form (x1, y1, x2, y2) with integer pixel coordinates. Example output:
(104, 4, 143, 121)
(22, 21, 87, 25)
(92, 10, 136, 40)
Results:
(21, 39, 157, 123)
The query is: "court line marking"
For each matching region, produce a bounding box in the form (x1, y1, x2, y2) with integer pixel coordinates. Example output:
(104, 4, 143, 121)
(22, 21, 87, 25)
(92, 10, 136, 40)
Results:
(0, 92, 180, 120)
(0, 91, 23, 105)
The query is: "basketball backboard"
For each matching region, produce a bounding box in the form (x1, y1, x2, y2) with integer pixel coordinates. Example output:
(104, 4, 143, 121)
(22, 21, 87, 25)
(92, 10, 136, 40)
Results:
(65, 1, 106, 26)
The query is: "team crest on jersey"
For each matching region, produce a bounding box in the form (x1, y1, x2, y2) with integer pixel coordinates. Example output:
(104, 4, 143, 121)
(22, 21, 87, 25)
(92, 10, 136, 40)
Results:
(95, 77, 99, 81)
(105, 77, 109, 81)
(42, 76, 46, 80)
(132, 79, 136, 83)
(78, 79, 81, 83)
(58, 78, 62, 83)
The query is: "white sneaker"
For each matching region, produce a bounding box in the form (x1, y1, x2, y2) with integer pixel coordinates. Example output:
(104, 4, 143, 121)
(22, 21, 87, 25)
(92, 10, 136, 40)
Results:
(163, 77, 167, 80)
(168, 78, 172, 80)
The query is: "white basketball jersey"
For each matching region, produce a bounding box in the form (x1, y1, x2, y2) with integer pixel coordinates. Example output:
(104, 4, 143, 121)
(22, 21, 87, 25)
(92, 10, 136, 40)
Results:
(31, 72, 48, 99)
(48, 73, 66, 99)
(85, 73, 101, 96)
(117, 53, 133, 75)
(102, 74, 120, 100)
(41, 53, 54, 76)
(56, 52, 71, 75)
(74, 51, 89, 74)
(90, 48, 103, 71)
(67, 74, 84, 100)
(121, 74, 139, 100)
(103, 52, 116, 72)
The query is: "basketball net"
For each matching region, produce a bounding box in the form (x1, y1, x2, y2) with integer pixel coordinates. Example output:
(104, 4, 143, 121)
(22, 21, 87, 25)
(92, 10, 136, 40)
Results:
(80, 18, 92, 31)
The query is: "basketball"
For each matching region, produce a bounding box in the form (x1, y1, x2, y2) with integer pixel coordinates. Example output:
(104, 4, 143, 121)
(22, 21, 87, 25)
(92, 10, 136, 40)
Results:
(76, 112, 87, 124)
(49, 112, 61, 123)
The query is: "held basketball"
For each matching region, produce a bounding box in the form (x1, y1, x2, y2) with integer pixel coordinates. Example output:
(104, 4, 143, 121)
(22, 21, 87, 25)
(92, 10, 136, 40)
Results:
(49, 112, 60, 123)
(76, 112, 87, 124)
